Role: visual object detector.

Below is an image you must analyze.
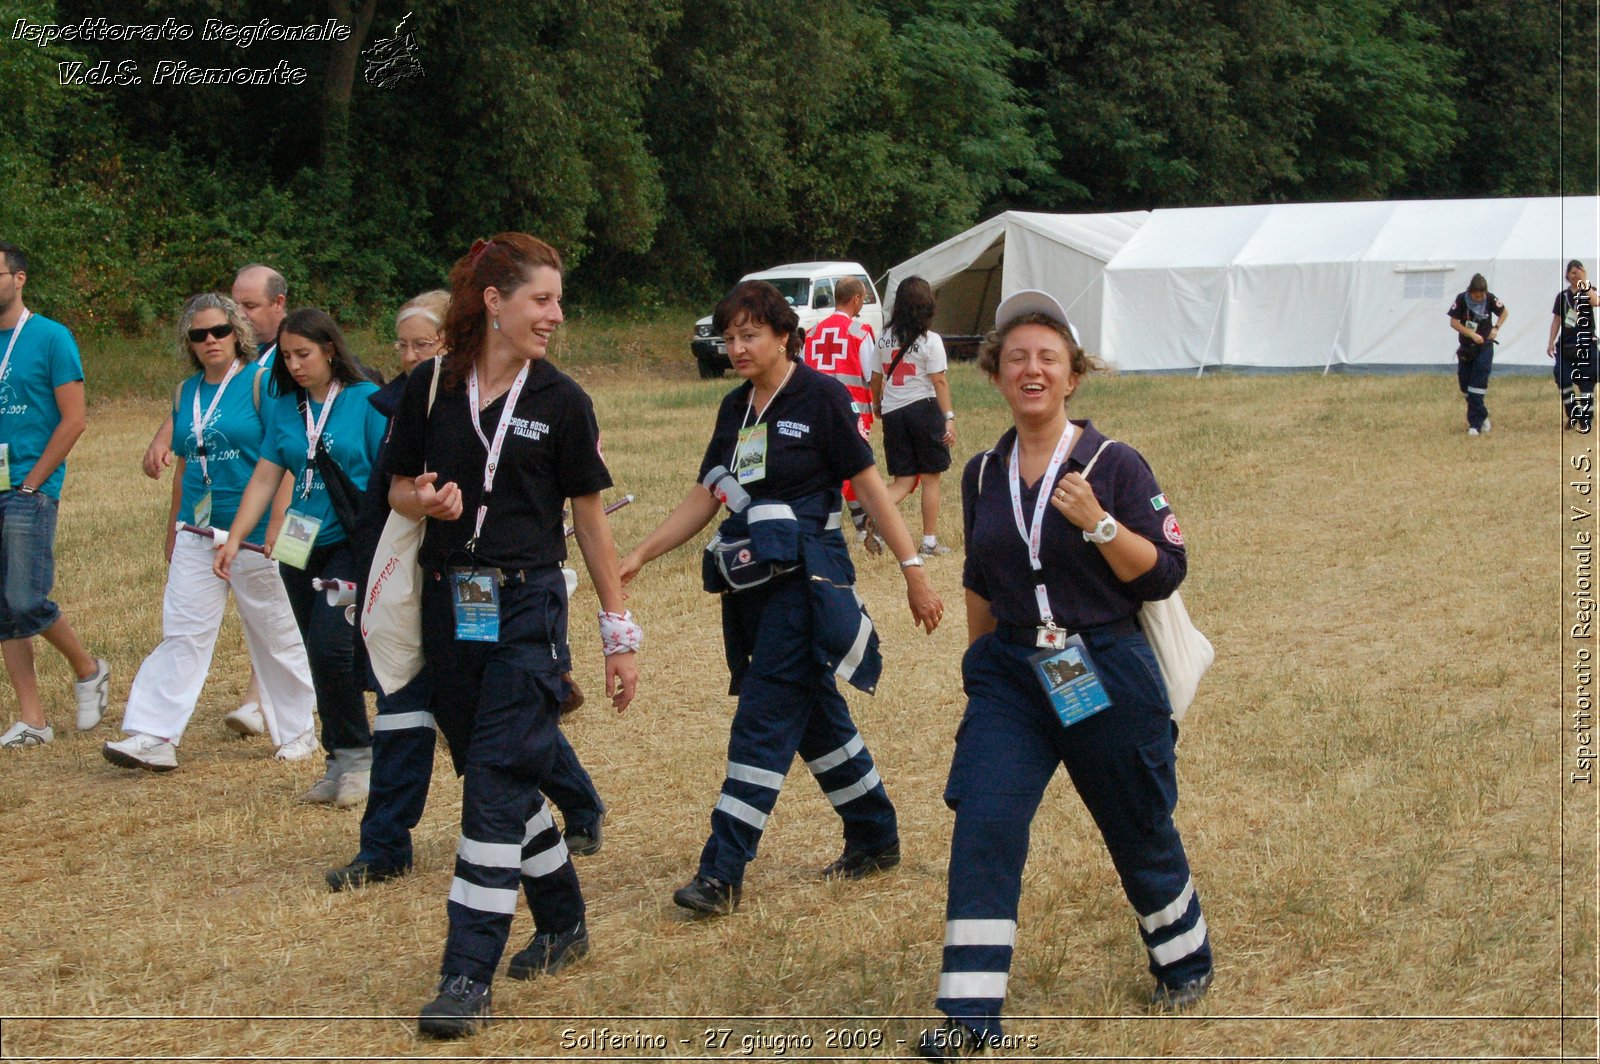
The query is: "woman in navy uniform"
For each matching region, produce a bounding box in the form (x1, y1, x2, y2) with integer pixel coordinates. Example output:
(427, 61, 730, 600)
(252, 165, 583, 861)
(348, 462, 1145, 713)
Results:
(382, 234, 639, 1038)
(917, 291, 1212, 1060)
(1547, 260, 1598, 431)
(1448, 273, 1508, 436)
(620, 280, 942, 916)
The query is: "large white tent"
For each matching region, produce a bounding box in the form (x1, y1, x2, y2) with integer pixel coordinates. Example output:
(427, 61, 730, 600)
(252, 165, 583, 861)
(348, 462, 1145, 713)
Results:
(887, 198, 1598, 372)
(882, 210, 1149, 351)
(1100, 197, 1599, 372)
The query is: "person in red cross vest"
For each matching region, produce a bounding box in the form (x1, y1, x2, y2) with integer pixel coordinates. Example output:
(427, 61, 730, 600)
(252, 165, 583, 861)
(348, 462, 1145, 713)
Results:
(803, 277, 880, 544)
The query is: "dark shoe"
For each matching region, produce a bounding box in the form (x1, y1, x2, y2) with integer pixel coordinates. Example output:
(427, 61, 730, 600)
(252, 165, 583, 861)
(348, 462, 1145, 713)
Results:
(915, 1021, 991, 1060)
(820, 841, 901, 880)
(417, 973, 492, 1039)
(1150, 970, 1213, 1011)
(506, 919, 589, 979)
(563, 814, 604, 858)
(672, 873, 741, 916)
(325, 858, 411, 892)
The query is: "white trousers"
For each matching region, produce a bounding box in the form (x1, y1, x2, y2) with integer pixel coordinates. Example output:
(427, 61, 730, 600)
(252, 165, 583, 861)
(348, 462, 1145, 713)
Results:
(123, 534, 315, 745)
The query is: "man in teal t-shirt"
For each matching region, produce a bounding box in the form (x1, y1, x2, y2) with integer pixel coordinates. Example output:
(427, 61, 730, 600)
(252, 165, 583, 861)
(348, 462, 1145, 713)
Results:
(0, 242, 111, 748)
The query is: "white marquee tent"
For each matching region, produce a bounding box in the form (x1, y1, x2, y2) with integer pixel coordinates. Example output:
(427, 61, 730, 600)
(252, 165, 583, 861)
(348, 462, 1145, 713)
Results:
(887, 198, 1598, 372)
(882, 210, 1150, 352)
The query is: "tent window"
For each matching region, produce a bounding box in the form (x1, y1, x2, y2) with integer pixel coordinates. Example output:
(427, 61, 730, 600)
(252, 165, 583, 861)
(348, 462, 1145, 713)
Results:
(1403, 272, 1446, 300)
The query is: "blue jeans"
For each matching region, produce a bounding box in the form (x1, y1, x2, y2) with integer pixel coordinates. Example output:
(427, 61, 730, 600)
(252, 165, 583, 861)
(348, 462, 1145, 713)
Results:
(0, 490, 61, 641)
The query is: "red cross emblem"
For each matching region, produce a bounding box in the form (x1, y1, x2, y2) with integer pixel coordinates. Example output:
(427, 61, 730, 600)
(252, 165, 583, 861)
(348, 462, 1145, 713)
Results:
(889, 353, 917, 387)
(808, 326, 849, 372)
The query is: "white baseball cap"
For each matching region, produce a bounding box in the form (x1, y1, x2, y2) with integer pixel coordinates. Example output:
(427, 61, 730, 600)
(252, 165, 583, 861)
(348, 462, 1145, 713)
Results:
(994, 289, 1081, 344)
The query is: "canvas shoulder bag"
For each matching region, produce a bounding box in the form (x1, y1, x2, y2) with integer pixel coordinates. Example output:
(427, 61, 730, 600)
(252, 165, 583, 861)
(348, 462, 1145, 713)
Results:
(1080, 439, 1214, 723)
(361, 358, 441, 696)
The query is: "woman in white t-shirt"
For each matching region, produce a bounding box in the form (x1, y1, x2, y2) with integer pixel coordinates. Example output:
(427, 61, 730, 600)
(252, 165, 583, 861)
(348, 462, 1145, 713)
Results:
(872, 276, 956, 556)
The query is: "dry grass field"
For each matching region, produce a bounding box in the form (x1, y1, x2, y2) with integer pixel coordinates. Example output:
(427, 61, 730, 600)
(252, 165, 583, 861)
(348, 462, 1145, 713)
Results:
(0, 357, 1590, 1063)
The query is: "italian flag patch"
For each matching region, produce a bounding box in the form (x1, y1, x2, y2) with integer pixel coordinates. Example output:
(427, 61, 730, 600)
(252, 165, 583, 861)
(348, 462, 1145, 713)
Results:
(1150, 493, 1169, 511)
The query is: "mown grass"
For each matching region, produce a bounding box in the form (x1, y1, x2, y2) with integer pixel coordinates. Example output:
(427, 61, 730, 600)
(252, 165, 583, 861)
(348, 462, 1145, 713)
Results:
(0, 344, 1588, 1061)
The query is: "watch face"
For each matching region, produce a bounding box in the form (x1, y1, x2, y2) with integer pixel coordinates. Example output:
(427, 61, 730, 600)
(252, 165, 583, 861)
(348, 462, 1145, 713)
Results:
(1097, 517, 1116, 540)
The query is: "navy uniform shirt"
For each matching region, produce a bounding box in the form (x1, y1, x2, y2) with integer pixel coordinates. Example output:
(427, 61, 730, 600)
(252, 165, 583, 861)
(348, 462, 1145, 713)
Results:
(385, 357, 612, 570)
(1448, 291, 1505, 352)
(962, 420, 1186, 631)
(1554, 288, 1596, 348)
(698, 361, 874, 498)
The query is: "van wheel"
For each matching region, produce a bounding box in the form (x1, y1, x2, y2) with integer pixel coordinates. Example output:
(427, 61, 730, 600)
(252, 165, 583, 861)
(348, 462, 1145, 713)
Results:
(697, 358, 724, 380)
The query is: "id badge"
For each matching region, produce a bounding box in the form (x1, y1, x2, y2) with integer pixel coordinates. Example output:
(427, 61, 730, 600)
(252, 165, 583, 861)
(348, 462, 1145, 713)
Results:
(193, 491, 213, 529)
(734, 423, 768, 485)
(1029, 635, 1113, 728)
(450, 567, 501, 642)
(272, 508, 322, 569)
(1566, 307, 1579, 329)
(0, 443, 10, 493)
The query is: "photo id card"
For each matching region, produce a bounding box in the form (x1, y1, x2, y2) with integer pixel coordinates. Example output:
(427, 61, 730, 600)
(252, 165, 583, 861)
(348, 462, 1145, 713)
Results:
(1029, 635, 1113, 728)
(272, 509, 322, 570)
(451, 567, 501, 642)
(0, 443, 10, 493)
(192, 491, 213, 529)
(734, 423, 768, 485)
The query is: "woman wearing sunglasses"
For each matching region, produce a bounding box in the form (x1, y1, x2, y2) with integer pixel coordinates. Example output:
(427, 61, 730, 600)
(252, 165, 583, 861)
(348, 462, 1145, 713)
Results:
(215, 308, 389, 807)
(104, 293, 318, 772)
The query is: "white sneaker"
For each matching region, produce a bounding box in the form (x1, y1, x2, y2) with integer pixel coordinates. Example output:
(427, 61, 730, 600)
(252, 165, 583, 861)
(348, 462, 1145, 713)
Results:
(300, 757, 342, 804)
(223, 702, 267, 738)
(274, 730, 318, 762)
(1467, 427, 1480, 436)
(1482, 419, 1492, 433)
(73, 658, 110, 732)
(919, 540, 953, 557)
(0, 720, 53, 747)
(103, 732, 177, 771)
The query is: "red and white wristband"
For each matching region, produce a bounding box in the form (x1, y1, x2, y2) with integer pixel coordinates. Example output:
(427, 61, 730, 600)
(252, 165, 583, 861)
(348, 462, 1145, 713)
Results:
(598, 609, 643, 656)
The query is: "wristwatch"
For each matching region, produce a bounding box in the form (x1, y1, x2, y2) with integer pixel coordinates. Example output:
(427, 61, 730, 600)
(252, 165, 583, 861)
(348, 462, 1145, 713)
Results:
(1082, 513, 1118, 544)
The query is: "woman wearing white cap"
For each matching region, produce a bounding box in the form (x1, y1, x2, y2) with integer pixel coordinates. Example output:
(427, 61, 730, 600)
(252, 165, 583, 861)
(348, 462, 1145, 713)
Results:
(917, 290, 1213, 1059)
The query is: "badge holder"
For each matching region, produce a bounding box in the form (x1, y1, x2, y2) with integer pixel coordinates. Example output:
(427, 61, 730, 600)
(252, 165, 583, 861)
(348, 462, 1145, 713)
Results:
(450, 563, 501, 642)
(734, 423, 768, 485)
(272, 511, 323, 569)
(0, 443, 11, 493)
(1029, 633, 1113, 729)
(193, 490, 213, 528)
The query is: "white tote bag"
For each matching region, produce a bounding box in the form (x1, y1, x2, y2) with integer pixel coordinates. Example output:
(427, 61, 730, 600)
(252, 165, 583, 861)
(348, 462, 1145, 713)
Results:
(1080, 440, 1214, 722)
(361, 359, 440, 697)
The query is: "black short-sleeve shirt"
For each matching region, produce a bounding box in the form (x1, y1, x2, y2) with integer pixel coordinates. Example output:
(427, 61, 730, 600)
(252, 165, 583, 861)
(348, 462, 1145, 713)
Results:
(697, 361, 874, 499)
(1554, 288, 1595, 347)
(385, 358, 612, 570)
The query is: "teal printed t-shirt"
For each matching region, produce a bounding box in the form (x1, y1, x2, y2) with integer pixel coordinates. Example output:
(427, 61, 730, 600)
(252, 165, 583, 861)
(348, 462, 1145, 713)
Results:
(173, 363, 270, 546)
(0, 313, 84, 499)
(260, 380, 385, 545)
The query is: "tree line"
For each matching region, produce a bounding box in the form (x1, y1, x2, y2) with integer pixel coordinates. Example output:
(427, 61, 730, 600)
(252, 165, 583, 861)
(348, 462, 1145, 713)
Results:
(3, 0, 1593, 330)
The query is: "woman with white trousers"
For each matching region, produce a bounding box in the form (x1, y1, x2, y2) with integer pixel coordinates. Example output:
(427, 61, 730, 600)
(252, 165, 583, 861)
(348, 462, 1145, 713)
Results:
(104, 293, 316, 771)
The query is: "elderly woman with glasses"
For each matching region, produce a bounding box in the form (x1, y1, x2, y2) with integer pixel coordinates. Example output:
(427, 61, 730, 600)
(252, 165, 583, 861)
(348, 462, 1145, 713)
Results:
(104, 293, 317, 772)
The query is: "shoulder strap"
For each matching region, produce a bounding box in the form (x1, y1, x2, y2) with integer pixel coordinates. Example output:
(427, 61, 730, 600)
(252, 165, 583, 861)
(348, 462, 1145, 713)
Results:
(977, 449, 992, 495)
(1080, 438, 1116, 478)
(252, 366, 262, 411)
(171, 380, 184, 414)
(425, 355, 441, 414)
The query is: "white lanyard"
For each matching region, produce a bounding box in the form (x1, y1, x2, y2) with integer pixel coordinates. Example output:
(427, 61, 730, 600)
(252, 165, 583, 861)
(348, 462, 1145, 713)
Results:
(300, 381, 342, 498)
(729, 362, 796, 468)
(466, 362, 531, 549)
(257, 342, 276, 366)
(0, 309, 32, 384)
(1007, 422, 1077, 628)
(190, 360, 242, 485)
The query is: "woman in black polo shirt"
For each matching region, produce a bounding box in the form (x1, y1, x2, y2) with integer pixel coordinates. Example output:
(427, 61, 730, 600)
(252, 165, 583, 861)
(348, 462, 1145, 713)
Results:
(620, 280, 941, 917)
(916, 291, 1212, 1061)
(1547, 260, 1598, 430)
(383, 234, 639, 1039)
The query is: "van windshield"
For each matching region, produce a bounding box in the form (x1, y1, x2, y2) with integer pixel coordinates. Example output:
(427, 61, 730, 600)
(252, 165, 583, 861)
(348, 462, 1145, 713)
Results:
(759, 278, 811, 307)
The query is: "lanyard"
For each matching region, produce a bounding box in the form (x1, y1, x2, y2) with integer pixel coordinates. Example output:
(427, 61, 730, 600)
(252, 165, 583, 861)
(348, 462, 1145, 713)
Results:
(299, 381, 342, 498)
(0, 309, 32, 384)
(465, 362, 531, 550)
(190, 360, 242, 485)
(257, 341, 276, 366)
(729, 362, 796, 468)
(1006, 422, 1077, 628)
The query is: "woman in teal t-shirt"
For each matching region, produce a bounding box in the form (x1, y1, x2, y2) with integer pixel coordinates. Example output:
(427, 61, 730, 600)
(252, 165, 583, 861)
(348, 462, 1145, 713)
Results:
(217, 307, 387, 807)
(104, 293, 318, 773)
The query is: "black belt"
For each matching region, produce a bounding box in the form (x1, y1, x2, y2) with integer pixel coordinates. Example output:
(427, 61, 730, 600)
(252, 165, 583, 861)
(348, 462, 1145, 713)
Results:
(992, 615, 1139, 649)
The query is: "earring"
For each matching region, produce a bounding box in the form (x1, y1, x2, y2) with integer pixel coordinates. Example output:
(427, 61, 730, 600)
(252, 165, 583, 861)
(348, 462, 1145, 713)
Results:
(492, 317, 501, 331)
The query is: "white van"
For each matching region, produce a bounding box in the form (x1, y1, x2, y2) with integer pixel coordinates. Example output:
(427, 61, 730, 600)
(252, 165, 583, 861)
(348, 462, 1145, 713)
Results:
(690, 261, 883, 379)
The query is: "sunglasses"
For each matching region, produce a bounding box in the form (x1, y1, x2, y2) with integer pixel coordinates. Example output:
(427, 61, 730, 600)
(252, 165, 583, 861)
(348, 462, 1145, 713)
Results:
(187, 323, 235, 343)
